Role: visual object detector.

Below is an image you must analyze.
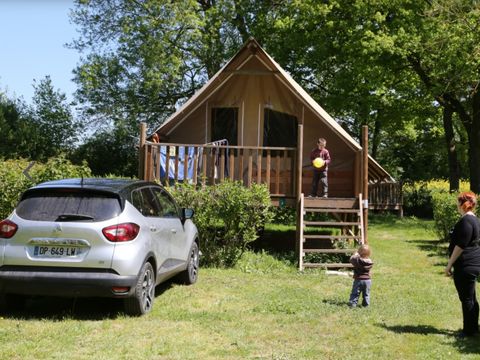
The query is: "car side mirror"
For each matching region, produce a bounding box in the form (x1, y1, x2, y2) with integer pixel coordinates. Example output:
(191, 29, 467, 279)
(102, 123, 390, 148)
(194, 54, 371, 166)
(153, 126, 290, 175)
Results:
(182, 208, 194, 220)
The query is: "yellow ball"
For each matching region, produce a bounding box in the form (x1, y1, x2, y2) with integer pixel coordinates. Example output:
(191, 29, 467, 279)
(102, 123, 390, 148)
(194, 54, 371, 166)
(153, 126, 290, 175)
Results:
(313, 157, 325, 169)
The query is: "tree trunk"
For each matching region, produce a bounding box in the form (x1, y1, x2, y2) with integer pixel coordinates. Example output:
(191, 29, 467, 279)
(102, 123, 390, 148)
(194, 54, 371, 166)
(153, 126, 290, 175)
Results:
(442, 107, 460, 192)
(469, 92, 480, 193)
(371, 116, 381, 159)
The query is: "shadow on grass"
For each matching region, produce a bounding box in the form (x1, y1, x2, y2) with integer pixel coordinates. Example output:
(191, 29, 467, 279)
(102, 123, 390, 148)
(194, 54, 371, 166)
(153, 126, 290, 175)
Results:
(407, 239, 448, 259)
(379, 323, 454, 336)
(322, 298, 349, 307)
(0, 280, 174, 321)
(379, 323, 480, 354)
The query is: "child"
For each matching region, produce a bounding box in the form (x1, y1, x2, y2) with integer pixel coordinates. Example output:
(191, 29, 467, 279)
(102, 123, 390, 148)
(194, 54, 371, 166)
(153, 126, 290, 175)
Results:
(348, 244, 373, 307)
(309, 138, 331, 198)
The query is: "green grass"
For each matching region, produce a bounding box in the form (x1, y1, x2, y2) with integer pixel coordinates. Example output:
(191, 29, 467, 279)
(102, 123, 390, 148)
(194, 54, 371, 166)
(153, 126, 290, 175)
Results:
(1, 217, 480, 359)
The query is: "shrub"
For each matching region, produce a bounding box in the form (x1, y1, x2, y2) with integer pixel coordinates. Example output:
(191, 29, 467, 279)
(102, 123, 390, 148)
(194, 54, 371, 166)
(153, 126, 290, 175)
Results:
(169, 180, 273, 267)
(431, 191, 459, 242)
(0, 156, 91, 219)
(403, 180, 470, 218)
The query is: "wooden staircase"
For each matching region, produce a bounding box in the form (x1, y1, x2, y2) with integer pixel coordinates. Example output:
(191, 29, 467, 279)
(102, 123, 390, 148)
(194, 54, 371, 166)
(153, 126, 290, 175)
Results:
(298, 194, 365, 270)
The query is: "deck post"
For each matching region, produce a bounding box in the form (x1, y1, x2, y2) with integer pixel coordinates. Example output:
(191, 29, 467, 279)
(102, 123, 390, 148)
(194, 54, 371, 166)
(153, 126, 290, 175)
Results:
(296, 124, 303, 200)
(362, 125, 369, 244)
(138, 122, 147, 180)
(295, 124, 304, 258)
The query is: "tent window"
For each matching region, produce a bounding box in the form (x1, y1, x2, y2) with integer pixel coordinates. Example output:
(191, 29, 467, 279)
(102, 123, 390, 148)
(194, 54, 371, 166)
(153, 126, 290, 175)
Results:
(211, 108, 238, 145)
(263, 109, 298, 147)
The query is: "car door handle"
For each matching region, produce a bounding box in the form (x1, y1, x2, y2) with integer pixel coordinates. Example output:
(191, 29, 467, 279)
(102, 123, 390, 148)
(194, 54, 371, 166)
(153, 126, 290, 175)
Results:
(171, 229, 177, 234)
(150, 226, 157, 232)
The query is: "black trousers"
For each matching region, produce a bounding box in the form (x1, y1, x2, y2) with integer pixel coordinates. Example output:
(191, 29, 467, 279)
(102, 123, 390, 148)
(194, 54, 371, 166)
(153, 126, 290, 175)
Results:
(310, 170, 328, 197)
(454, 266, 480, 335)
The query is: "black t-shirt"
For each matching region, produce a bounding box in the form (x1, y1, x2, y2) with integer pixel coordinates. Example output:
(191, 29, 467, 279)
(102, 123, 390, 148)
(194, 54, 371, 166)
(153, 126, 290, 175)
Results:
(449, 214, 480, 268)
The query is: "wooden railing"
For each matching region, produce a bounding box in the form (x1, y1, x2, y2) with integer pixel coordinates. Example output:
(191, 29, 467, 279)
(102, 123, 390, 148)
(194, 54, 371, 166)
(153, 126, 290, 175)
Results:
(368, 182, 403, 215)
(143, 142, 297, 197)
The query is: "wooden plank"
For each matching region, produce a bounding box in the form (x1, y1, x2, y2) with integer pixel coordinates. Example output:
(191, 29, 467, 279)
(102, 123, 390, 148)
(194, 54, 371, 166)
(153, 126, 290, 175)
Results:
(266, 150, 271, 190)
(303, 249, 356, 254)
(283, 150, 289, 194)
(304, 198, 358, 208)
(303, 234, 362, 240)
(220, 148, 225, 182)
(304, 221, 360, 227)
(257, 151, 262, 184)
(193, 148, 198, 185)
(174, 146, 179, 182)
(304, 208, 360, 214)
(298, 193, 304, 271)
(303, 263, 354, 269)
(209, 148, 215, 183)
(275, 153, 280, 194)
(165, 146, 171, 184)
(229, 150, 235, 180)
(247, 150, 253, 187)
(239, 149, 244, 185)
(183, 146, 188, 183)
(202, 151, 207, 186)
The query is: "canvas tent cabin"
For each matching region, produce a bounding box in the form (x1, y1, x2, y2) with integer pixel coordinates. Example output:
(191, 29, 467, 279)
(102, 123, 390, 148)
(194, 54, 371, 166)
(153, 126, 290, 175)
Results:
(140, 37, 397, 208)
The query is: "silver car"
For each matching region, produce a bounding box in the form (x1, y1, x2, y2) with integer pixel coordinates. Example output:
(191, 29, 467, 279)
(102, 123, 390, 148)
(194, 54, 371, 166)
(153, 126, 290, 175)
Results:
(0, 178, 199, 316)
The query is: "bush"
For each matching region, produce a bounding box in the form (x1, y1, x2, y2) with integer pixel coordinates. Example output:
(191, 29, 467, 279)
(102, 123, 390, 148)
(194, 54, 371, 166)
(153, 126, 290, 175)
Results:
(403, 180, 470, 218)
(0, 156, 91, 219)
(431, 191, 459, 242)
(169, 180, 273, 267)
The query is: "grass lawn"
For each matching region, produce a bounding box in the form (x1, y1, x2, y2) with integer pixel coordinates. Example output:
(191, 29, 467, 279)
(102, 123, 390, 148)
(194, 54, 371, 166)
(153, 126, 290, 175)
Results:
(1, 217, 480, 359)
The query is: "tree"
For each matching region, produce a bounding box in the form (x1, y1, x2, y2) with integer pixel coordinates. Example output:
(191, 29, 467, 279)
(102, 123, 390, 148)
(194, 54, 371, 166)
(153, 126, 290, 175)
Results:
(30, 76, 79, 160)
(71, 123, 138, 177)
(0, 93, 36, 159)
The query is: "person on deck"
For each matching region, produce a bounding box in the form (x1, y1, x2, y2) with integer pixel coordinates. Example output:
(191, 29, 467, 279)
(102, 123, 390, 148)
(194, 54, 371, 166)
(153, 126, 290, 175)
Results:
(309, 138, 331, 198)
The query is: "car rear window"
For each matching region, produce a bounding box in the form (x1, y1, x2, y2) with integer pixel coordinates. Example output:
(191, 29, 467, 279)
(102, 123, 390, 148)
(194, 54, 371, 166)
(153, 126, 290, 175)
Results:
(16, 189, 122, 221)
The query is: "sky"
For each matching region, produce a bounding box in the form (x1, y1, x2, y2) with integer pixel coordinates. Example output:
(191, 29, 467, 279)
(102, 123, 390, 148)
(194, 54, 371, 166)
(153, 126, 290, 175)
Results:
(0, 0, 78, 103)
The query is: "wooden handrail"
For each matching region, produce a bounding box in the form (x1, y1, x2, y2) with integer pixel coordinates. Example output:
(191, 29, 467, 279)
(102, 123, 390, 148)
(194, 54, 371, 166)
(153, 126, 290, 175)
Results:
(145, 142, 297, 197)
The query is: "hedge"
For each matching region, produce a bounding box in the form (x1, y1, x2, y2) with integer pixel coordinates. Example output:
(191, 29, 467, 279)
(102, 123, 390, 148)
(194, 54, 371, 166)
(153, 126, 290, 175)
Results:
(0, 156, 91, 219)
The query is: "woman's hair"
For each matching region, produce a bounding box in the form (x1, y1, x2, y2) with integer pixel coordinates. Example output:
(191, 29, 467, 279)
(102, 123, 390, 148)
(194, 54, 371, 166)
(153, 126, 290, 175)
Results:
(358, 244, 371, 258)
(458, 191, 477, 213)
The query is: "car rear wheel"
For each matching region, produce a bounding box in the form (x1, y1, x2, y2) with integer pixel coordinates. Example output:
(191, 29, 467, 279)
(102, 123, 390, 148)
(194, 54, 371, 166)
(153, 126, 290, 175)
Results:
(124, 262, 155, 316)
(177, 242, 199, 285)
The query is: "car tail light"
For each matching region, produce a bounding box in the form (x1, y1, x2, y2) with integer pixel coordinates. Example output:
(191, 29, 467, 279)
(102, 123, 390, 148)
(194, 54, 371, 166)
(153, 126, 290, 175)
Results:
(0, 219, 18, 238)
(102, 223, 140, 242)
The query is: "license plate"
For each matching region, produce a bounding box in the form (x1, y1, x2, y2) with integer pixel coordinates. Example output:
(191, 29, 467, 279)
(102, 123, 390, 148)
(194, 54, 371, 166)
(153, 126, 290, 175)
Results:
(33, 246, 80, 258)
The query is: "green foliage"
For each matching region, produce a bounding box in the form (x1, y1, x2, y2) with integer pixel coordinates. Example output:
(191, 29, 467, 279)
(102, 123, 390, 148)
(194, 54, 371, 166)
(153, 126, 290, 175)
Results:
(271, 205, 296, 225)
(403, 180, 470, 218)
(169, 180, 273, 268)
(0, 80, 78, 162)
(30, 76, 80, 160)
(70, 124, 138, 177)
(0, 157, 92, 219)
(431, 191, 461, 242)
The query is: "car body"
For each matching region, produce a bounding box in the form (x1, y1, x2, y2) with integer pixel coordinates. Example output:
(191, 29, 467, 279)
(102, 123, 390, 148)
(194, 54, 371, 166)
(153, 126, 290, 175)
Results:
(0, 178, 199, 315)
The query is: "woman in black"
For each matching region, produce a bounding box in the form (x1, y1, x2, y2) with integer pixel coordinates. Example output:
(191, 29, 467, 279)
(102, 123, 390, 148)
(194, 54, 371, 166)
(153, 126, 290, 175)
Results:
(445, 191, 480, 337)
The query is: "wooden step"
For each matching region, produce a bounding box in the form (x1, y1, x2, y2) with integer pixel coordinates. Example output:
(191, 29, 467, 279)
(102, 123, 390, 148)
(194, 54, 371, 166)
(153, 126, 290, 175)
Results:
(303, 248, 356, 254)
(304, 208, 360, 214)
(304, 221, 360, 227)
(303, 263, 354, 269)
(303, 234, 362, 240)
(304, 198, 358, 208)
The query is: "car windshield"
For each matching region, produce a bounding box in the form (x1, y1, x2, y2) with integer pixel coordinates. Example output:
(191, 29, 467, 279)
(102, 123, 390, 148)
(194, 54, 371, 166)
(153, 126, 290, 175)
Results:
(16, 189, 122, 222)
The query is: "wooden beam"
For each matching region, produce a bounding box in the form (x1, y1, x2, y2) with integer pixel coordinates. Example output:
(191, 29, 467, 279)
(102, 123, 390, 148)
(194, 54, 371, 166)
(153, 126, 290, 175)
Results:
(362, 125, 369, 244)
(138, 122, 147, 180)
(296, 124, 303, 200)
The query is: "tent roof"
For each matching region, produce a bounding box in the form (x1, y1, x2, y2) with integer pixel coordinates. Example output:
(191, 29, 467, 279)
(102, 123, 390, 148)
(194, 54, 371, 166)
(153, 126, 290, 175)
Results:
(152, 38, 394, 182)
